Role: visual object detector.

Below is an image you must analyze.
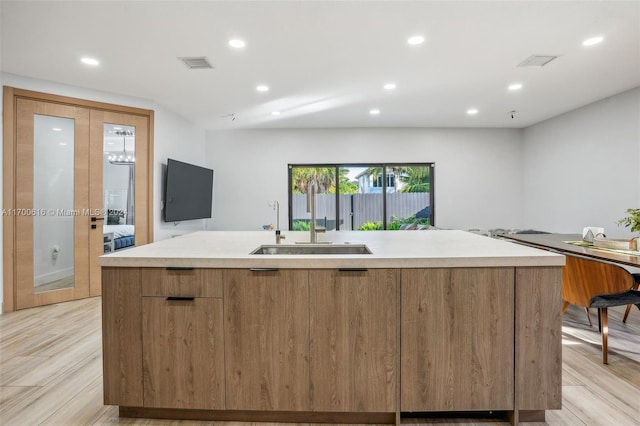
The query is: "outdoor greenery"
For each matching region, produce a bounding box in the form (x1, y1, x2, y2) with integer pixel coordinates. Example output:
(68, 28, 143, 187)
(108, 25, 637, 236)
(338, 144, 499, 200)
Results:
(292, 220, 311, 231)
(290, 164, 433, 231)
(358, 215, 430, 231)
(363, 166, 430, 193)
(358, 221, 383, 231)
(291, 166, 429, 195)
(398, 167, 430, 193)
(291, 167, 357, 194)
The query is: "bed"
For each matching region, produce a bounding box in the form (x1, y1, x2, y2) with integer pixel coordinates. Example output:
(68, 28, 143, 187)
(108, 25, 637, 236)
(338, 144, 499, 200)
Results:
(102, 225, 136, 250)
(104, 224, 135, 251)
(104, 210, 135, 251)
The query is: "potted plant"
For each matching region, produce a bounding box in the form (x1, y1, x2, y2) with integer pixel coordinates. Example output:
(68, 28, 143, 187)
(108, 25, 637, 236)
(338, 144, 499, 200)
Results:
(617, 208, 640, 250)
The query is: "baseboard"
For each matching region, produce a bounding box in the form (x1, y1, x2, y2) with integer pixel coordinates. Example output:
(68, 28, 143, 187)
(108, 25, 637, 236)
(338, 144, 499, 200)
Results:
(34, 267, 74, 287)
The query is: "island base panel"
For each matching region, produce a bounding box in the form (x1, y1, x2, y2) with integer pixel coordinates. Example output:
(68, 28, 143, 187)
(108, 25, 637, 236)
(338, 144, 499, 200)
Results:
(117, 407, 547, 424)
(118, 407, 395, 424)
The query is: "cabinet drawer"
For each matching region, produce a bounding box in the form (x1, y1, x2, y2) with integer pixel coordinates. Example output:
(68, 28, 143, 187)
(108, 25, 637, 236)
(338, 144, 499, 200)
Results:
(141, 268, 222, 297)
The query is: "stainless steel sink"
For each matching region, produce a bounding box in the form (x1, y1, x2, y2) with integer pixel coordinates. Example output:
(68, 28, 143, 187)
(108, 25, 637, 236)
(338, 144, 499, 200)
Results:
(250, 244, 372, 255)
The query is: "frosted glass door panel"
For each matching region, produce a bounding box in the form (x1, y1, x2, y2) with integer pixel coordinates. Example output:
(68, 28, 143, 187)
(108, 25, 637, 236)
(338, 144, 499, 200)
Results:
(33, 115, 75, 293)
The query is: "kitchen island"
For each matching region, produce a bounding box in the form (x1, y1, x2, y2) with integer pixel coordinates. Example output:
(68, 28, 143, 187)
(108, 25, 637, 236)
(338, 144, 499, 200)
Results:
(100, 230, 565, 425)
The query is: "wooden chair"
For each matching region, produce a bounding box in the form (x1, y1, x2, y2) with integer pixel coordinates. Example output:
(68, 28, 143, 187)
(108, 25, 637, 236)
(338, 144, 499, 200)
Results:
(561, 253, 640, 363)
(622, 274, 640, 323)
(561, 254, 637, 318)
(589, 288, 640, 364)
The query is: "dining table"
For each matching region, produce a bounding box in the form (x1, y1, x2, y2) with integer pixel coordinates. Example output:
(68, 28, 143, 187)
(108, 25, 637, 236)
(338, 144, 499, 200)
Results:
(500, 233, 640, 322)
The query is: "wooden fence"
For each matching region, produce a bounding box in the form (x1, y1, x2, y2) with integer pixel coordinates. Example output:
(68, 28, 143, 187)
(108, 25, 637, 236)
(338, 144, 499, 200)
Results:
(292, 192, 430, 230)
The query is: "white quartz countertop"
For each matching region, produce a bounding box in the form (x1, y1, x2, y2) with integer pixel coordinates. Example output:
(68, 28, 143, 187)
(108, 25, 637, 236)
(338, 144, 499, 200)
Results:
(99, 230, 565, 269)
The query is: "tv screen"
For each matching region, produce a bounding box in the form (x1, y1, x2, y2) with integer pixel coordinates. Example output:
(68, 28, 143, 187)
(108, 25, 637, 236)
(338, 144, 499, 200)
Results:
(164, 158, 214, 222)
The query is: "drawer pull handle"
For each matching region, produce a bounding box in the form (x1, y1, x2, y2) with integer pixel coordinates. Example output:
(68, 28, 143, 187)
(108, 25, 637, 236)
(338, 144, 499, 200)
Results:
(250, 268, 279, 272)
(166, 267, 194, 271)
(166, 296, 195, 301)
(338, 268, 368, 272)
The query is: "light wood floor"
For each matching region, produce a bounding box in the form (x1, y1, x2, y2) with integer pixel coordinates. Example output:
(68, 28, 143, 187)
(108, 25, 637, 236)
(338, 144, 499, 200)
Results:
(1, 298, 639, 426)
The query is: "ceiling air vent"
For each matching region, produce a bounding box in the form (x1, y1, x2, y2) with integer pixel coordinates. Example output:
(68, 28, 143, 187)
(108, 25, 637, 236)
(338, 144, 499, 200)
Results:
(517, 55, 558, 68)
(178, 56, 214, 69)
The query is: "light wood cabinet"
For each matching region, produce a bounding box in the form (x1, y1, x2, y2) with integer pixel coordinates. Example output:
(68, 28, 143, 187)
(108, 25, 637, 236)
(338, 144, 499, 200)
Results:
(141, 267, 223, 298)
(140, 267, 225, 409)
(401, 268, 515, 411)
(102, 264, 561, 422)
(223, 269, 310, 411)
(102, 267, 143, 407)
(309, 269, 398, 412)
(515, 267, 562, 410)
(142, 296, 225, 409)
(103, 267, 226, 410)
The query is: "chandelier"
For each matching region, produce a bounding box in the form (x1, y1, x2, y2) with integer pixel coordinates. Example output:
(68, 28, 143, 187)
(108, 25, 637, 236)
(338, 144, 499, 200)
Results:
(108, 130, 135, 165)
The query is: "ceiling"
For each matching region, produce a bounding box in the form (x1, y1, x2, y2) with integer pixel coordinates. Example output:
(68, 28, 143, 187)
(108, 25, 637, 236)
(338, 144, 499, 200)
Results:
(2, 1, 639, 130)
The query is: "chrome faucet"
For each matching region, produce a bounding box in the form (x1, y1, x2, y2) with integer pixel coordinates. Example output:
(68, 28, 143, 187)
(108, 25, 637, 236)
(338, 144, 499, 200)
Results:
(273, 201, 285, 244)
(307, 183, 326, 243)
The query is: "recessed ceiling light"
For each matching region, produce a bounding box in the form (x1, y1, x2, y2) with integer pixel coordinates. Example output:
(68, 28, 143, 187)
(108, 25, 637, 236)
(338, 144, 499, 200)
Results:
(271, 111, 281, 115)
(466, 108, 479, 115)
(369, 109, 381, 115)
(508, 83, 523, 91)
(229, 39, 246, 48)
(52, 127, 62, 132)
(582, 36, 604, 46)
(81, 57, 99, 66)
(407, 35, 425, 45)
(256, 85, 269, 92)
(384, 83, 397, 90)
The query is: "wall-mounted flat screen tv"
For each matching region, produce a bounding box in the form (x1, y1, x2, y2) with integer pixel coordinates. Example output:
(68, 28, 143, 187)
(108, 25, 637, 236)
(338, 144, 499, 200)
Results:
(164, 158, 214, 222)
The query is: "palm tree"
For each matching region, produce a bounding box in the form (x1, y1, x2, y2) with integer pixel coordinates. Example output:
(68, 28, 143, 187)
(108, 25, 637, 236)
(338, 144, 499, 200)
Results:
(337, 167, 358, 194)
(398, 167, 430, 193)
(291, 167, 357, 194)
(291, 167, 332, 194)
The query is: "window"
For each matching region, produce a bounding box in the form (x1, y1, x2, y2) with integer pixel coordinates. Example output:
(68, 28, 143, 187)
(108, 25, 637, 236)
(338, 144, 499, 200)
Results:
(288, 163, 434, 230)
(374, 172, 394, 189)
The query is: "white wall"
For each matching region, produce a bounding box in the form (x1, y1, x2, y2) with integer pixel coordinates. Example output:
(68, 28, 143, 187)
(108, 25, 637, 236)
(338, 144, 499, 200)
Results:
(153, 107, 210, 240)
(205, 128, 525, 231)
(522, 87, 640, 238)
(0, 73, 208, 310)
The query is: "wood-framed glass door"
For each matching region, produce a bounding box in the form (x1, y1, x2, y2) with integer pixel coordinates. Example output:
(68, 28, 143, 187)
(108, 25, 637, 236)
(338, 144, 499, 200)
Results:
(3, 87, 154, 312)
(89, 110, 151, 296)
(14, 98, 91, 309)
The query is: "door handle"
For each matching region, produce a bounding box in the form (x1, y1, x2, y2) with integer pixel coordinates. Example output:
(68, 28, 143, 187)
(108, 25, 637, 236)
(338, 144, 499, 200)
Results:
(91, 216, 104, 229)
